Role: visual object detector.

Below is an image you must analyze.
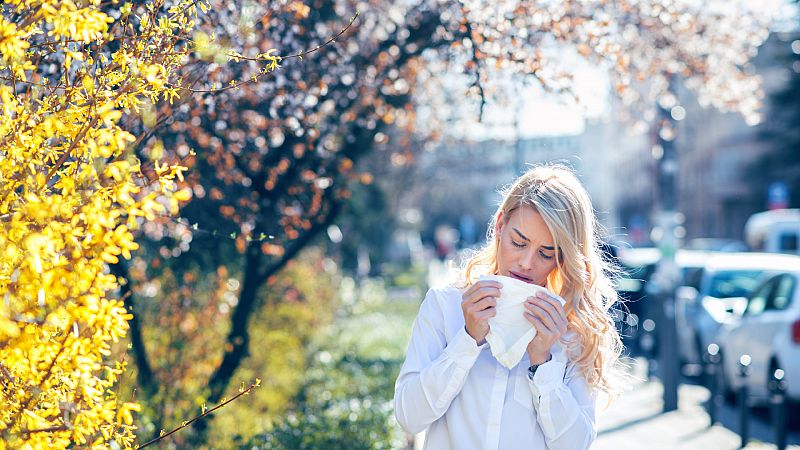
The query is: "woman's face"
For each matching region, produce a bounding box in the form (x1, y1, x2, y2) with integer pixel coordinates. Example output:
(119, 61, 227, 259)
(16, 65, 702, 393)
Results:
(495, 205, 558, 287)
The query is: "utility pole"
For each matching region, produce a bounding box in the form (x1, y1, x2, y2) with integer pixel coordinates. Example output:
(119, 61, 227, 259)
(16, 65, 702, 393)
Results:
(651, 81, 681, 413)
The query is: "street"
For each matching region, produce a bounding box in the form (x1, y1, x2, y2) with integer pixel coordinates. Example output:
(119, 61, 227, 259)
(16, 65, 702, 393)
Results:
(595, 359, 800, 450)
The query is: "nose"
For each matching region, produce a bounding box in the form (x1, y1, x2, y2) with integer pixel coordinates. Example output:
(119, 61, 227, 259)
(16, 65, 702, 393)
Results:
(518, 248, 536, 271)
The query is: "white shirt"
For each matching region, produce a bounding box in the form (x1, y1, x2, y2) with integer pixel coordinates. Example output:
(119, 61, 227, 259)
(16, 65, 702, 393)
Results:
(394, 286, 597, 450)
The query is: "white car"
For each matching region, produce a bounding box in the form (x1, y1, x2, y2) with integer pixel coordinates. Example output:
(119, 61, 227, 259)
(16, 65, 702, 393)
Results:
(676, 252, 799, 367)
(717, 260, 800, 404)
(745, 209, 800, 255)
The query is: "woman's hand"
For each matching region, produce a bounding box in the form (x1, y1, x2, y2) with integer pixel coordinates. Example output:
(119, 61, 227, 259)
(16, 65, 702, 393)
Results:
(461, 280, 502, 345)
(524, 290, 568, 364)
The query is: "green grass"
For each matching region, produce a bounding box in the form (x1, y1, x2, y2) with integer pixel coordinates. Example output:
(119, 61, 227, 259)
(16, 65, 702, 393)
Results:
(249, 275, 423, 450)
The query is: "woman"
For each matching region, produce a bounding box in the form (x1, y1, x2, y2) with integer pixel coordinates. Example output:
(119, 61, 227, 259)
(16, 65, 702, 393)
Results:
(394, 164, 623, 450)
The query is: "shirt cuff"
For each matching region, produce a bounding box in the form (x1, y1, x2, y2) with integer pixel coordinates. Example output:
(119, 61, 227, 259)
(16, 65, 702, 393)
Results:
(444, 327, 487, 370)
(528, 359, 567, 398)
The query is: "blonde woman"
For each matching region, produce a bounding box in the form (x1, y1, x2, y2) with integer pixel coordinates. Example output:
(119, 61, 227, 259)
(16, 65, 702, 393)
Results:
(394, 164, 623, 450)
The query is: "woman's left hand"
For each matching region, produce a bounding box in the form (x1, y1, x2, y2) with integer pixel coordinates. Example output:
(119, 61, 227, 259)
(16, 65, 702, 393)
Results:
(524, 291, 568, 365)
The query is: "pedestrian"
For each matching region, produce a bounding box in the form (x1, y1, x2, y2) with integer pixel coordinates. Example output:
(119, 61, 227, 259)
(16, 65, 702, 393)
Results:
(394, 164, 624, 450)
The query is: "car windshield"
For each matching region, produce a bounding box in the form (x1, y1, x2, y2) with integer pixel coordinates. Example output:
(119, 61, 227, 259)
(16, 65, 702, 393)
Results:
(707, 270, 763, 298)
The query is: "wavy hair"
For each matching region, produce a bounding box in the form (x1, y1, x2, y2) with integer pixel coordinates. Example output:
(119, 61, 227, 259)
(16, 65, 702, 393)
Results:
(457, 164, 624, 395)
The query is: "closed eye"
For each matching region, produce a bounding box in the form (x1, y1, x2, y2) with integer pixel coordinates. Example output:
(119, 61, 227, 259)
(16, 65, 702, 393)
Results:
(511, 240, 525, 248)
(539, 250, 553, 260)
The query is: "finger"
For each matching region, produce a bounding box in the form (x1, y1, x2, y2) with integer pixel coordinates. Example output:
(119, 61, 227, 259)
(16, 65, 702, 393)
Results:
(463, 286, 501, 305)
(464, 280, 502, 297)
(525, 299, 555, 323)
(526, 303, 559, 333)
(533, 294, 568, 325)
(532, 303, 567, 335)
(470, 297, 496, 312)
(531, 296, 566, 326)
(524, 312, 553, 335)
(463, 281, 499, 299)
(477, 307, 496, 319)
(536, 291, 567, 311)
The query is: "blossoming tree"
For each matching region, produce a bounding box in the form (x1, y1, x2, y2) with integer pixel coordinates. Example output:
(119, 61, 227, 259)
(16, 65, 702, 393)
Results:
(122, 0, 776, 442)
(0, 0, 779, 447)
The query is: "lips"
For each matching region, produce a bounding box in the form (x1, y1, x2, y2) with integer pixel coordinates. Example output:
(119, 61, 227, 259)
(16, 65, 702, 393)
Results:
(509, 271, 534, 284)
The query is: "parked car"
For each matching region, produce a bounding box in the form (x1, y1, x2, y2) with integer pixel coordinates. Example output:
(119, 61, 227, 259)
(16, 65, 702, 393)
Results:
(614, 246, 659, 354)
(684, 238, 749, 253)
(717, 259, 800, 405)
(745, 209, 800, 255)
(614, 247, 715, 357)
(676, 252, 797, 367)
(674, 250, 717, 290)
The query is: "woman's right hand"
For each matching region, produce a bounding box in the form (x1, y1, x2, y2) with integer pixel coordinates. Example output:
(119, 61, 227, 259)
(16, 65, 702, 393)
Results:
(461, 280, 502, 345)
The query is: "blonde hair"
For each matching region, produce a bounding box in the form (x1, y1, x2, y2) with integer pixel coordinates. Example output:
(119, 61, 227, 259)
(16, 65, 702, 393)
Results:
(458, 163, 624, 395)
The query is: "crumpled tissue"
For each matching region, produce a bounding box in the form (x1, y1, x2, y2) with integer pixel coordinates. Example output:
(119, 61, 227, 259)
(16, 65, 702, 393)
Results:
(478, 274, 564, 369)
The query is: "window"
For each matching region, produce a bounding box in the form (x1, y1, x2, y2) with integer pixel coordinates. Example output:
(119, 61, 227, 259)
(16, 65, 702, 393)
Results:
(768, 274, 796, 311)
(779, 232, 798, 253)
(745, 276, 778, 316)
(707, 270, 762, 299)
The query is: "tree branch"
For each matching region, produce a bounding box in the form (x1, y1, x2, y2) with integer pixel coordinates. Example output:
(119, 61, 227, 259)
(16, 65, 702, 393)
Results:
(205, 197, 342, 404)
(111, 261, 157, 397)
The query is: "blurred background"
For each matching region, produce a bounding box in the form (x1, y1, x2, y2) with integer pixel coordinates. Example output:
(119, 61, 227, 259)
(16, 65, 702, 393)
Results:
(103, 0, 800, 448)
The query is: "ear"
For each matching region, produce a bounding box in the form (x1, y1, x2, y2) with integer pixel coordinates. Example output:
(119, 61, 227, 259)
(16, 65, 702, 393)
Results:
(495, 211, 505, 237)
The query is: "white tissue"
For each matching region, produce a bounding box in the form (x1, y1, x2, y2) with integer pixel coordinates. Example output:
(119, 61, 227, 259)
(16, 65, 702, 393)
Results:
(478, 274, 565, 369)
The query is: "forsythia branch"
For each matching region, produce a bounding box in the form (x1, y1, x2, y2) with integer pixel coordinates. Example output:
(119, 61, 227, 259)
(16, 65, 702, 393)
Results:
(136, 380, 261, 449)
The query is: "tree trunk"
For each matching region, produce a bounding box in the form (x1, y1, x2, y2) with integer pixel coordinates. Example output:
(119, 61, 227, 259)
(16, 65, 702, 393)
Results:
(191, 199, 342, 439)
(111, 261, 157, 397)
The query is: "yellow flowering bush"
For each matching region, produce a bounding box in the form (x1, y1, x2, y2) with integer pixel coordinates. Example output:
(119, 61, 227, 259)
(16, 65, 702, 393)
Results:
(0, 0, 202, 447)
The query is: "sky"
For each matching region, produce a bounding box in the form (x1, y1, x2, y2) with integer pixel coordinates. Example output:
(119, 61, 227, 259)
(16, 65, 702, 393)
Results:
(476, 60, 610, 140)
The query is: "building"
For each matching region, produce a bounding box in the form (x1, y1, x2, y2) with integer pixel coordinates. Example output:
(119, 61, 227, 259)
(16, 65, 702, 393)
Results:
(579, 119, 650, 242)
(673, 32, 797, 240)
(412, 128, 649, 245)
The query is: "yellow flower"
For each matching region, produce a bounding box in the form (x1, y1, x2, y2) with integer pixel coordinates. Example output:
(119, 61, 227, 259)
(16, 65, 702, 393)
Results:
(0, 0, 206, 447)
(0, 17, 30, 63)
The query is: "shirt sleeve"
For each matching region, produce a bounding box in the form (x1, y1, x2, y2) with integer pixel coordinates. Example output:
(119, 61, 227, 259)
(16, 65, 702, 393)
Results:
(394, 288, 486, 434)
(526, 355, 597, 450)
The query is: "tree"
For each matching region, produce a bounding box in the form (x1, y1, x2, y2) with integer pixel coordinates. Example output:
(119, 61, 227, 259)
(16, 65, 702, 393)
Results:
(116, 0, 776, 442)
(0, 0, 205, 447)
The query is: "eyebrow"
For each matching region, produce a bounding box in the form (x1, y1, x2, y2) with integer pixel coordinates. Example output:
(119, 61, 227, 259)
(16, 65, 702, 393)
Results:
(512, 227, 529, 241)
(512, 227, 555, 250)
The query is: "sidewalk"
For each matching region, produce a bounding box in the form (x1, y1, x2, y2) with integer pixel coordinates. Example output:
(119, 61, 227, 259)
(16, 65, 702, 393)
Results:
(595, 366, 800, 450)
